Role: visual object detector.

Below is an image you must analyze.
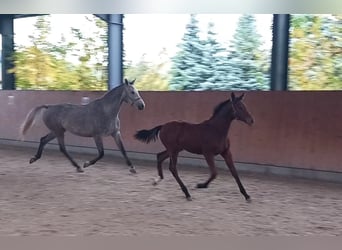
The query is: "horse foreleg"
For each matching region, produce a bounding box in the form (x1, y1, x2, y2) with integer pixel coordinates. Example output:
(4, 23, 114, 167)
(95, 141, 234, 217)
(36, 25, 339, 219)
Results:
(221, 150, 250, 201)
(153, 150, 169, 185)
(29, 132, 56, 164)
(83, 136, 104, 168)
(168, 152, 192, 201)
(56, 134, 83, 173)
(197, 153, 217, 189)
(112, 131, 136, 174)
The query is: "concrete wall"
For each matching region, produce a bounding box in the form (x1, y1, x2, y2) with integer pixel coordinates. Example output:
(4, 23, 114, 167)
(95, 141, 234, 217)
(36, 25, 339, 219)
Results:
(1, 90, 342, 173)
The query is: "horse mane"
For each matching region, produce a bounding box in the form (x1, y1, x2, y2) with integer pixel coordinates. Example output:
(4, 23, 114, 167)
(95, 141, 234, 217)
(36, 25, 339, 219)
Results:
(212, 99, 231, 117)
(101, 83, 125, 99)
(108, 83, 125, 93)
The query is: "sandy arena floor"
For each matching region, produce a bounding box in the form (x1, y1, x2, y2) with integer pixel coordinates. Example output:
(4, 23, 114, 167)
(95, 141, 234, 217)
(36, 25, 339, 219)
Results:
(0, 144, 341, 236)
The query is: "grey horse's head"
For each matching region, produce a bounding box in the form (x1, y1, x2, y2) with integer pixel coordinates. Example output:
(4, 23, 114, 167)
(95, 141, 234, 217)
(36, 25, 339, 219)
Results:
(122, 79, 145, 110)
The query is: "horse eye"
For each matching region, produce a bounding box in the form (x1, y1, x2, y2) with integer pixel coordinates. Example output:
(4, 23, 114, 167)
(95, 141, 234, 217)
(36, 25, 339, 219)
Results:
(131, 91, 135, 95)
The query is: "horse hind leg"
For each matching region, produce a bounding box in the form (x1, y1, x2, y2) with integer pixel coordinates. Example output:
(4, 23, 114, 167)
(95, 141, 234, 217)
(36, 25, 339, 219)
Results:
(83, 136, 104, 169)
(112, 131, 136, 174)
(29, 132, 56, 164)
(153, 150, 169, 185)
(197, 153, 217, 189)
(56, 133, 83, 173)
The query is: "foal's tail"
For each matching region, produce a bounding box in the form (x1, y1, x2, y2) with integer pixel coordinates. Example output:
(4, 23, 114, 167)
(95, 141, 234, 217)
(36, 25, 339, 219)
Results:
(134, 125, 162, 144)
(19, 105, 48, 140)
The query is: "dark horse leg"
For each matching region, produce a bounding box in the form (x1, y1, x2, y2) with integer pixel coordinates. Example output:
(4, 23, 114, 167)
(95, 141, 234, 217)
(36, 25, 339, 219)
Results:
(112, 131, 136, 174)
(29, 132, 56, 164)
(168, 152, 192, 201)
(153, 150, 169, 185)
(196, 153, 217, 188)
(83, 136, 104, 168)
(56, 133, 83, 173)
(221, 149, 250, 201)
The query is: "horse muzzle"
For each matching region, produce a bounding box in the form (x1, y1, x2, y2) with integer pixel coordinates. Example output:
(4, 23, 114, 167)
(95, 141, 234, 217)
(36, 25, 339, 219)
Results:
(238, 116, 254, 126)
(138, 103, 145, 110)
(246, 117, 254, 126)
(135, 99, 145, 110)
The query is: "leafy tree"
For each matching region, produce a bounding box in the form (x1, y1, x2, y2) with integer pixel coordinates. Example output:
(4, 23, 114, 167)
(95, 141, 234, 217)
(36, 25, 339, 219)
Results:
(12, 14, 108, 90)
(69, 15, 108, 90)
(26, 16, 54, 89)
(330, 15, 342, 86)
(124, 49, 169, 90)
(289, 14, 342, 90)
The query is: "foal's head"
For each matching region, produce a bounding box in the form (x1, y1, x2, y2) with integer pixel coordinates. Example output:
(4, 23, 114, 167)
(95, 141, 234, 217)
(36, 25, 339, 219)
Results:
(122, 79, 145, 110)
(231, 92, 254, 126)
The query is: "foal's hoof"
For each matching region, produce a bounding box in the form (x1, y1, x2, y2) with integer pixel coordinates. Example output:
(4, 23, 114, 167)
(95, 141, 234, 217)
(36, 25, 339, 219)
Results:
(76, 167, 84, 173)
(129, 168, 137, 174)
(246, 197, 252, 203)
(83, 161, 91, 168)
(29, 157, 37, 164)
(186, 196, 192, 201)
(152, 177, 162, 186)
(196, 183, 208, 189)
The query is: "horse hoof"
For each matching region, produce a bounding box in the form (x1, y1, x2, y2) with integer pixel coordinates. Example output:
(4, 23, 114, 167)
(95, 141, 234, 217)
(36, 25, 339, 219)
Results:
(29, 157, 37, 164)
(152, 177, 162, 186)
(83, 161, 90, 168)
(76, 167, 84, 173)
(246, 197, 252, 203)
(130, 168, 137, 174)
(196, 183, 207, 189)
(186, 196, 192, 201)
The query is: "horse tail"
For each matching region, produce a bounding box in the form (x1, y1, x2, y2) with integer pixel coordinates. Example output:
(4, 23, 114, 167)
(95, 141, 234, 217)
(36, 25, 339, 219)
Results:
(19, 105, 48, 140)
(134, 125, 162, 144)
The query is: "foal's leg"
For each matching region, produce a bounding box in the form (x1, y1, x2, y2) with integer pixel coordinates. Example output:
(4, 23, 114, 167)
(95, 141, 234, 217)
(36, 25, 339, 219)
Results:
(56, 134, 83, 173)
(112, 131, 136, 174)
(168, 152, 192, 201)
(29, 132, 56, 164)
(83, 136, 104, 168)
(221, 150, 250, 201)
(153, 150, 169, 185)
(196, 153, 217, 188)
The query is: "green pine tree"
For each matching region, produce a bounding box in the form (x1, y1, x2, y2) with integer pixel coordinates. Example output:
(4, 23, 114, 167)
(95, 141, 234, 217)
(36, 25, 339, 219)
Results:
(169, 14, 204, 90)
(225, 14, 269, 90)
(198, 22, 226, 90)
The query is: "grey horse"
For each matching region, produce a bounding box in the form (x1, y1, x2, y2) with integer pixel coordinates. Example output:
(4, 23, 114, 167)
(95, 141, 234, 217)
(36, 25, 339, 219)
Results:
(19, 79, 145, 173)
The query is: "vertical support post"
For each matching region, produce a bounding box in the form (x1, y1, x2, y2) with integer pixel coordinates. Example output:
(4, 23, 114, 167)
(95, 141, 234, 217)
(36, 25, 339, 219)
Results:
(107, 14, 123, 90)
(270, 14, 290, 91)
(0, 14, 15, 90)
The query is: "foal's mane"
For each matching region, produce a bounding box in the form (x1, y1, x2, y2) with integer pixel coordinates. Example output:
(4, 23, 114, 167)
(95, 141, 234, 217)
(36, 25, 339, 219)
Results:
(212, 99, 231, 117)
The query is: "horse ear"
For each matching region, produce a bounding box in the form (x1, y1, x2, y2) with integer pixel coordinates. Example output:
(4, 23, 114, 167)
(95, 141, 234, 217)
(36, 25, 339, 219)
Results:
(231, 92, 236, 101)
(124, 78, 129, 85)
(238, 93, 245, 101)
(131, 79, 136, 85)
